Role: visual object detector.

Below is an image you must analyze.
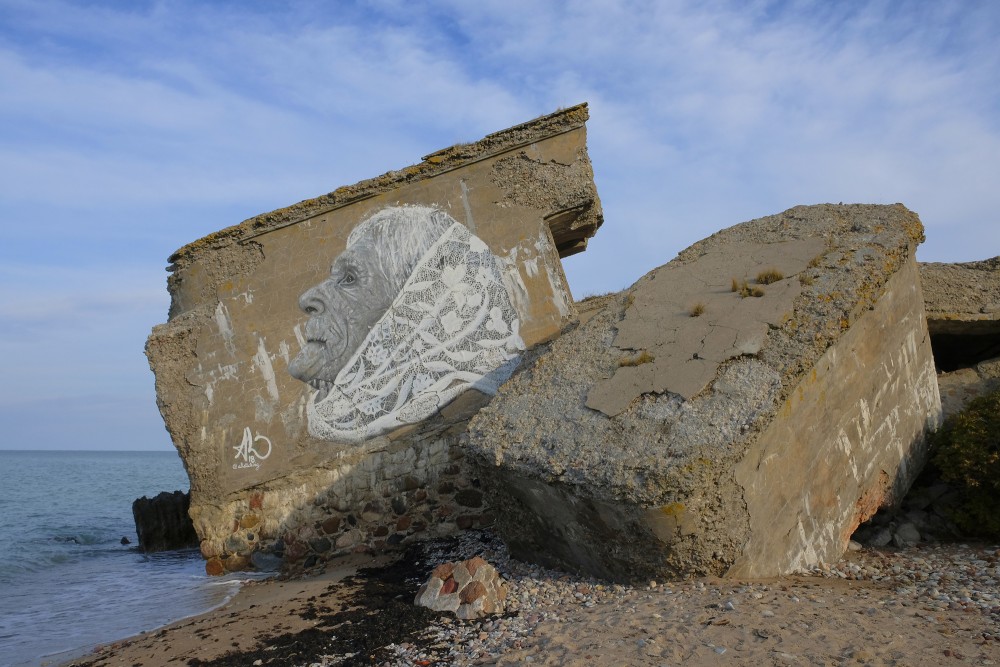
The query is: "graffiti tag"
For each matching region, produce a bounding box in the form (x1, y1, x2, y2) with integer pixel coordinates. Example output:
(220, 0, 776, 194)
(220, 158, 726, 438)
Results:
(233, 427, 272, 471)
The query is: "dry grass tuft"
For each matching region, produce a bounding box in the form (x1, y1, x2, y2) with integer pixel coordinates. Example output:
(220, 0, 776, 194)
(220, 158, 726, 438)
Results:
(618, 350, 655, 367)
(756, 268, 784, 285)
(734, 279, 765, 298)
(689, 303, 706, 317)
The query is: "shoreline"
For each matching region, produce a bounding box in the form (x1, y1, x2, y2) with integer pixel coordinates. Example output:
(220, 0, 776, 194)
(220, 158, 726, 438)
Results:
(55, 551, 384, 667)
(57, 532, 1000, 666)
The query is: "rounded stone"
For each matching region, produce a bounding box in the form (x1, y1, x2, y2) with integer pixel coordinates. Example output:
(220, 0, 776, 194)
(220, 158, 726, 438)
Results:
(321, 516, 342, 534)
(309, 537, 332, 553)
(455, 489, 483, 508)
(205, 557, 225, 576)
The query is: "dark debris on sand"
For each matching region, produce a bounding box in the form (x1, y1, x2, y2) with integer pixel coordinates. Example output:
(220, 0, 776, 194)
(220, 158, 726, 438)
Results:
(186, 541, 455, 667)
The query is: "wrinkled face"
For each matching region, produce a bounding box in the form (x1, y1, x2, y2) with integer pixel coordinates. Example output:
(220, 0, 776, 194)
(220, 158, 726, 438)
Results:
(288, 235, 398, 398)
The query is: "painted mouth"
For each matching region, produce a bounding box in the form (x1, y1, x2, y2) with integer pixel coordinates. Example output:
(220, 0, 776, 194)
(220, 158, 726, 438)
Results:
(308, 378, 334, 402)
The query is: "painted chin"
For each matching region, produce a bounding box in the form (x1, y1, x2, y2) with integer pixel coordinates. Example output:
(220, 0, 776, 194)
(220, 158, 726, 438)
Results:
(289, 338, 351, 401)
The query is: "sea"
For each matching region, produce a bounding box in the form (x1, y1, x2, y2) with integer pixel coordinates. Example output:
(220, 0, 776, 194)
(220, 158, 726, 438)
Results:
(0, 450, 254, 667)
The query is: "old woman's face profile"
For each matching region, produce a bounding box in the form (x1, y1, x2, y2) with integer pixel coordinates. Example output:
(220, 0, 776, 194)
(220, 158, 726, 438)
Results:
(287, 205, 524, 443)
(287, 207, 450, 399)
(287, 233, 394, 398)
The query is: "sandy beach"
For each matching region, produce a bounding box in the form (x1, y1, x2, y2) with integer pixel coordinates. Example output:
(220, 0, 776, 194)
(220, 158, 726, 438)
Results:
(58, 531, 1000, 667)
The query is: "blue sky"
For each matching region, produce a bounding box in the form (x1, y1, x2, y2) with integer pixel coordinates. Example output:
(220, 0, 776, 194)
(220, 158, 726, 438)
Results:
(1, 0, 998, 450)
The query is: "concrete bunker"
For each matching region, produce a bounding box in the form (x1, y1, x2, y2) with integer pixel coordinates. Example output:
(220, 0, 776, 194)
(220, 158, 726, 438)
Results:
(146, 104, 603, 574)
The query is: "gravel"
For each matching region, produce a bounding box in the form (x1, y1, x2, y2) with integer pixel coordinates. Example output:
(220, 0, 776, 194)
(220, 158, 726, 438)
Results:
(299, 531, 1000, 666)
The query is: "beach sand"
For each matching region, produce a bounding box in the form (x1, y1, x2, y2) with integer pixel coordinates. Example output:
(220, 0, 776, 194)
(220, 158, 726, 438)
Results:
(58, 533, 1000, 666)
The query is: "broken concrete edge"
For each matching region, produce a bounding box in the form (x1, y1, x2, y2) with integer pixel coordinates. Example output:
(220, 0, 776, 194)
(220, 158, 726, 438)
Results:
(465, 203, 939, 581)
(476, 203, 932, 503)
(166, 103, 596, 269)
(918, 256, 1000, 321)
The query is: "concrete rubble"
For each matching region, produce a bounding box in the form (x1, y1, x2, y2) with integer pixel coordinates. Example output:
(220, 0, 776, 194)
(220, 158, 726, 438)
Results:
(146, 101, 955, 583)
(468, 203, 942, 581)
(414, 556, 507, 619)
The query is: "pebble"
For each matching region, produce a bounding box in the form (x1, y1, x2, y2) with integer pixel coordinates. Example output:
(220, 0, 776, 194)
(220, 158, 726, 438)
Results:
(305, 531, 1000, 667)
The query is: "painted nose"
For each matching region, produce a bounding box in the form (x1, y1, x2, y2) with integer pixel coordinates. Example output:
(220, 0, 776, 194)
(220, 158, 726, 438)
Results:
(299, 282, 330, 316)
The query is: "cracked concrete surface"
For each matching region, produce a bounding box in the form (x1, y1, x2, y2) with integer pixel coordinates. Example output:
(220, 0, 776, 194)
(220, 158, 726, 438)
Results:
(586, 238, 825, 414)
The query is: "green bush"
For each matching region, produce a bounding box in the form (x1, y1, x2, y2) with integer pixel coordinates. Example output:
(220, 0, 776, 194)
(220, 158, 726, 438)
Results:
(931, 388, 1000, 537)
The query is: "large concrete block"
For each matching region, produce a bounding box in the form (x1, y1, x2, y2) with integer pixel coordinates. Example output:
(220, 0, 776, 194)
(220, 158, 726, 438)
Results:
(467, 204, 941, 582)
(146, 104, 602, 572)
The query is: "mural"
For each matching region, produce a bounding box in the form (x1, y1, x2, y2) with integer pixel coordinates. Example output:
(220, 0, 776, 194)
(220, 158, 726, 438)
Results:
(289, 205, 524, 442)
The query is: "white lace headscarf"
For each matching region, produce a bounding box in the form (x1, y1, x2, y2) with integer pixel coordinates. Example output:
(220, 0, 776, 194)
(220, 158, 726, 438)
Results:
(307, 210, 524, 442)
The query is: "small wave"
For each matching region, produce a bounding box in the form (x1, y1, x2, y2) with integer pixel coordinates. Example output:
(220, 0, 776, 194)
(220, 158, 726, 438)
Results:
(53, 533, 102, 546)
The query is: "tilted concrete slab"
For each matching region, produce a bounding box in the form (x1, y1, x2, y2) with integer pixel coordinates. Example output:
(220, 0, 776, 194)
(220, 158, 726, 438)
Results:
(146, 104, 602, 574)
(468, 204, 941, 582)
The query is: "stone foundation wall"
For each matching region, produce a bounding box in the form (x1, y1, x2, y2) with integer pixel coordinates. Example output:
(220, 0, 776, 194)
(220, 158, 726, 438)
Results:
(197, 429, 492, 574)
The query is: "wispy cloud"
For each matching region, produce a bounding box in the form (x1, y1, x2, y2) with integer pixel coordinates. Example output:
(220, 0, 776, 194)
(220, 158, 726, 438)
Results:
(1, 0, 998, 447)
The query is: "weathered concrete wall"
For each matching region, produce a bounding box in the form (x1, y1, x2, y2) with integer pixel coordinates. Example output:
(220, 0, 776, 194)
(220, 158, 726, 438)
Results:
(146, 104, 602, 573)
(729, 258, 938, 576)
(467, 204, 941, 582)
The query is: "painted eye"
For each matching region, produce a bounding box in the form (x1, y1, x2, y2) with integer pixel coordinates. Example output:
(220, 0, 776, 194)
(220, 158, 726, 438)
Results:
(339, 273, 356, 286)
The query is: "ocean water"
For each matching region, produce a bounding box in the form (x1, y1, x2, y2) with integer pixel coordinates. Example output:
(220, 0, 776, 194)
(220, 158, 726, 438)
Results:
(0, 451, 246, 667)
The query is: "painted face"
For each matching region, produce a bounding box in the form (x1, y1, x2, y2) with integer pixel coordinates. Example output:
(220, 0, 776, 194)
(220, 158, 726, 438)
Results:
(288, 234, 398, 398)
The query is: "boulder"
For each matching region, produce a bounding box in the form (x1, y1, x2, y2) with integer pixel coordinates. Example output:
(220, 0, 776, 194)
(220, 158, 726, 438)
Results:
(414, 556, 507, 619)
(132, 490, 199, 552)
(467, 204, 941, 581)
(145, 104, 603, 573)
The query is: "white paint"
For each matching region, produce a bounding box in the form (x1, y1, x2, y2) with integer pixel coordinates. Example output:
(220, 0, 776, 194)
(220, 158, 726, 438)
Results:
(293, 323, 306, 349)
(536, 230, 573, 317)
(306, 221, 523, 443)
(237, 288, 255, 305)
(277, 340, 291, 366)
(214, 302, 236, 355)
(460, 179, 476, 234)
(253, 337, 281, 403)
(523, 257, 539, 277)
(232, 426, 273, 471)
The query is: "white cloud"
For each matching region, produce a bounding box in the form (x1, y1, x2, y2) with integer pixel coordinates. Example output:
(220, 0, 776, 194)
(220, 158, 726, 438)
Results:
(1, 0, 999, 448)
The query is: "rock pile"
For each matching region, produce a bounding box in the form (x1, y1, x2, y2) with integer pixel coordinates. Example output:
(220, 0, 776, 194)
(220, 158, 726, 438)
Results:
(415, 556, 507, 619)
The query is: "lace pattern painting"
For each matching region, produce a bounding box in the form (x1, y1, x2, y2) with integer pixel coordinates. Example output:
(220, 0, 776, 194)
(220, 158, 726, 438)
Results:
(289, 206, 524, 443)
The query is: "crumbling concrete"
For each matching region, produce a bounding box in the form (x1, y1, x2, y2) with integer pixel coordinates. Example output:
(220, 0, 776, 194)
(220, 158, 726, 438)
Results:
(919, 257, 1000, 417)
(146, 104, 603, 574)
(468, 204, 941, 582)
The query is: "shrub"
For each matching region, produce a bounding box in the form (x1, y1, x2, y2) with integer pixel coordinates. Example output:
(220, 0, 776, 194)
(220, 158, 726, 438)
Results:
(931, 389, 1000, 537)
(689, 303, 705, 317)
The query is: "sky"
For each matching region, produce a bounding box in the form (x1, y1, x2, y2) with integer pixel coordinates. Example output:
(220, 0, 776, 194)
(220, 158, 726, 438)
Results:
(1, 0, 998, 451)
